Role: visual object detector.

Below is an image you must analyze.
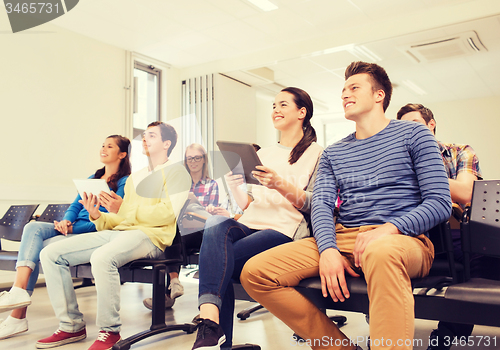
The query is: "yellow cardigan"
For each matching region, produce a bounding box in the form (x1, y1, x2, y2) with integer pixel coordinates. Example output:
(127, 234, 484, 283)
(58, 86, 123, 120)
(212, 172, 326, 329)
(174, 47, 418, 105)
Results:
(91, 161, 191, 251)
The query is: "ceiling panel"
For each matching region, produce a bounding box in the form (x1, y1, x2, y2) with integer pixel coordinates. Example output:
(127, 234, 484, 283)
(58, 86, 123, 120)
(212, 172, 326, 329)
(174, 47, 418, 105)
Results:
(206, 0, 260, 19)
(469, 51, 500, 94)
(203, 20, 275, 52)
(351, 0, 426, 20)
(182, 39, 242, 62)
(45, 0, 500, 114)
(268, 58, 325, 78)
(288, 0, 363, 27)
(424, 58, 492, 99)
(242, 7, 322, 42)
(307, 50, 361, 71)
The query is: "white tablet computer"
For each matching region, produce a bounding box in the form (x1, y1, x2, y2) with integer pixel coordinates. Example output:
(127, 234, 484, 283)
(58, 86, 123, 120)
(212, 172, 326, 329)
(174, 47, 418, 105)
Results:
(73, 179, 111, 198)
(216, 141, 263, 185)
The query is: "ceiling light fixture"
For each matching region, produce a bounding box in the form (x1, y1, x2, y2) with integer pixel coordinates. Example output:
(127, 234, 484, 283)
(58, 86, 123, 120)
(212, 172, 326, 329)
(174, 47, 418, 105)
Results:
(402, 79, 427, 96)
(352, 45, 382, 62)
(245, 0, 278, 12)
(306, 44, 381, 62)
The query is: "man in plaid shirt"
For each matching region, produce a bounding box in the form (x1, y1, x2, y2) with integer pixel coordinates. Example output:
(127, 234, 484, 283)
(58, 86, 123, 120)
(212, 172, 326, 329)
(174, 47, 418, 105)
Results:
(397, 103, 488, 350)
(397, 103, 482, 205)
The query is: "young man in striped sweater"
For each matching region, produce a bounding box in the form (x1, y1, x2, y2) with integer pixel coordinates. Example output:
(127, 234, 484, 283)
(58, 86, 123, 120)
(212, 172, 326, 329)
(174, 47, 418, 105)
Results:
(241, 61, 452, 350)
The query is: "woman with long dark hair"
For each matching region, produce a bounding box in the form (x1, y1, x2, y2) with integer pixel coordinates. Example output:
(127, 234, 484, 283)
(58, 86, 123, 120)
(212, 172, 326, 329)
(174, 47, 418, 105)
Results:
(191, 87, 323, 350)
(0, 135, 131, 340)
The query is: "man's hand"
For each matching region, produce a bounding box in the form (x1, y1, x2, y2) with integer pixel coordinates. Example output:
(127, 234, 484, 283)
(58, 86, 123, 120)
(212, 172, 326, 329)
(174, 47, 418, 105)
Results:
(79, 192, 101, 220)
(53, 220, 73, 236)
(99, 191, 123, 214)
(319, 248, 360, 302)
(353, 223, 400, 268)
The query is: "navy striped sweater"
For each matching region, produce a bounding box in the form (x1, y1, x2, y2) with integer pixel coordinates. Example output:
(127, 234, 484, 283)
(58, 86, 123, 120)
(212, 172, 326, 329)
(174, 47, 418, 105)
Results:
(312, 119, 452, 253)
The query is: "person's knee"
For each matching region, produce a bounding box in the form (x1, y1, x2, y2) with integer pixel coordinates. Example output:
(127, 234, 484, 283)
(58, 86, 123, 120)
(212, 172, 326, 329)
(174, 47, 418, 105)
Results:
(22, 221, 42, 239)
(203, 215, 232, 238)
(240, 255, 266, 291)
(205, 215, 229, 229)
(240, 258, 255, 291)
(40, 244, 59, 266)
(89, 248, 114, 271)
(363, 236, 402, 268)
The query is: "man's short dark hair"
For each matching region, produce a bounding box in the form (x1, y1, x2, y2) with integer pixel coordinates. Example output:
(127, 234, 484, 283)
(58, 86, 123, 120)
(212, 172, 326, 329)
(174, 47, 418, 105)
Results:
(345, 61, 393, 112)
(396, 103, 436, 134)
(147, 121, 177, 156)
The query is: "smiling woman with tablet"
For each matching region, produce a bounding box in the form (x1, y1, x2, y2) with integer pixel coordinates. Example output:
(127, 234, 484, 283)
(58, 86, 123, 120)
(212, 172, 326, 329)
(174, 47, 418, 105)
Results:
(192, 87, 323, 350)
(0, 135, 131, 340)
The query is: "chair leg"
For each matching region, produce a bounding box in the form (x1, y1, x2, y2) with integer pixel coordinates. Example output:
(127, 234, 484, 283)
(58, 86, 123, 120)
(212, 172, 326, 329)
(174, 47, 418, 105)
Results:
(74, 278, 94, 289)
(113, 264, 196, 350)
(237, 304, 265, 320)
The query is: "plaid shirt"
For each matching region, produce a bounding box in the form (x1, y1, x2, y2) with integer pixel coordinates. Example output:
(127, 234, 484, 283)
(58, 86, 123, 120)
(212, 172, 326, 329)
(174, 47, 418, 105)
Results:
(191, 177, 219, 207)
(438, 141, 482, 180)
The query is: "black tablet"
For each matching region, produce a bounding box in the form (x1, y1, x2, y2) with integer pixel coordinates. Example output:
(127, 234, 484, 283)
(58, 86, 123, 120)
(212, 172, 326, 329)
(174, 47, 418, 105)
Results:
(216, 141, 263, 185)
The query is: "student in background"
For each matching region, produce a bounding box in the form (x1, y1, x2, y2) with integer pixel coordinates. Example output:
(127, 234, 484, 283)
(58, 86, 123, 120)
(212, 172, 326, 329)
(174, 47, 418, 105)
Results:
(397, 103, 489, 350)
(0, 135, 131, 340)
(186, 143, 219, 208)
(142, 143, 220, 310)
(36, 122, 190, 350)
(191, 87, 323, 350)
(241, 62, 451, 350)
(168, 143, 219, 298)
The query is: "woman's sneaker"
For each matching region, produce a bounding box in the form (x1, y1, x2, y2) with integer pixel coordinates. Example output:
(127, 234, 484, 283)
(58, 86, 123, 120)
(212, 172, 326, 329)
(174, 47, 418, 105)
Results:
(0, 287, 31, 313)
(191, 318, 226, 350)
(0, 316, 28, 339)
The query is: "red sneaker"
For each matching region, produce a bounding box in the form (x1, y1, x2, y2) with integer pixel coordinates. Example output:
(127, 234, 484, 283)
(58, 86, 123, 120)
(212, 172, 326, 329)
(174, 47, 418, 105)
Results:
(36, 328, 86, 349)
(88, 331, 121, 350)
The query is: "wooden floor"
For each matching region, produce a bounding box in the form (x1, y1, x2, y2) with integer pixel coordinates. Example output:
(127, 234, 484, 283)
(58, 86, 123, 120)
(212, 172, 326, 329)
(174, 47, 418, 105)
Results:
(1, 269, 499, 350)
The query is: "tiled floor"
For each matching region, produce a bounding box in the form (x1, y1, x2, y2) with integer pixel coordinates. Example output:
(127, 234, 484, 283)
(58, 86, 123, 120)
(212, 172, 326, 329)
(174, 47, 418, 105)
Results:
(1, 270, 499, 350)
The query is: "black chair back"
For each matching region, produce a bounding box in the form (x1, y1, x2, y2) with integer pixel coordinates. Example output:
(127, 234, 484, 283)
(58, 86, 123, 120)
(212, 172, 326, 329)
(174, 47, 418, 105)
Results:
(463, 180, 500, 279)
(37, 204, 71, 223)
(0, 204, 39, 242)
(468, 180, 500, 256)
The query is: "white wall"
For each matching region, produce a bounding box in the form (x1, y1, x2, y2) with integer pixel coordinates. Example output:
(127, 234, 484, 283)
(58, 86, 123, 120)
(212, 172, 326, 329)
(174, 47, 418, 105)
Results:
(213, 74, 257, 144)
(426, 96, 500, 179)
(255, 90, 278, 148)
(0, 22, 126, 215)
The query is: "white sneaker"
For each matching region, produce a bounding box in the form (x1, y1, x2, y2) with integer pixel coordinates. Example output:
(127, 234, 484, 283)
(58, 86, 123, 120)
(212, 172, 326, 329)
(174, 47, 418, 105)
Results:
(0, 288, 31, 313)
(169, 279, 184, 299)
(0, 316, 28, 340)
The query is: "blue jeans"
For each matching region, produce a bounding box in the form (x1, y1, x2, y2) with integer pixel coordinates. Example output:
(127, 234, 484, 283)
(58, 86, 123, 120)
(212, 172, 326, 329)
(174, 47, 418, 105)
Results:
(198, 215, 292, 348)
(17, 221, 76, 292)
(40, 229, 162, 333)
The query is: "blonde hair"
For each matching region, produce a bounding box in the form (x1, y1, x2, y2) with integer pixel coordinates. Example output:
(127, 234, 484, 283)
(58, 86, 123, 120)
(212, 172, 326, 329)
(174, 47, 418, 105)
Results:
(184, 143, 211, 179)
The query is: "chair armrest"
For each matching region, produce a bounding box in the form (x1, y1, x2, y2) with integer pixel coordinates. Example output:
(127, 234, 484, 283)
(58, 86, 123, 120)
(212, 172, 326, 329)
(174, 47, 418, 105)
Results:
(185, 212, 208, 223)
(451, 203, 463, 222)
